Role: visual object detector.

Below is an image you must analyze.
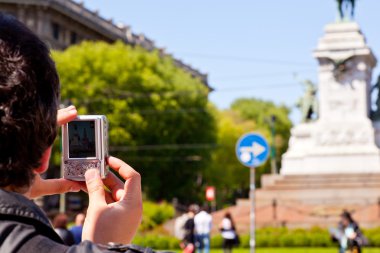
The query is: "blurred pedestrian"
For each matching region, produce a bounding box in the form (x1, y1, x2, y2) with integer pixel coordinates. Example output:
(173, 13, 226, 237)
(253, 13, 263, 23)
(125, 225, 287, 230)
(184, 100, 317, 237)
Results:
(330, 210, 366, 253)
(175, 208, 189, 241)
(194, 205, 212, 253)
(53, 213, 75, 246)
(182, 206, 197, 253)
(70, 213, 85, 244)
(219, 212, 238, 253)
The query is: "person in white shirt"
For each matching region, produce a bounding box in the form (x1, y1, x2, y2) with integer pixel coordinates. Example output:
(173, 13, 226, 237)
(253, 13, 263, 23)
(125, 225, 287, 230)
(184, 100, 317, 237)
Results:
(194, 206, 212, 253)
(174, 212, 189, 241)
(219, 212, 237, 253)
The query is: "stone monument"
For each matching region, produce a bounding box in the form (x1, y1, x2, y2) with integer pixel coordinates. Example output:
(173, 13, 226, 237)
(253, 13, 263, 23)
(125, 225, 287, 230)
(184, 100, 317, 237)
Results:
(254, 8, 380, 228)
(281, 21, 380, 174)
(222, 2, 380, 230)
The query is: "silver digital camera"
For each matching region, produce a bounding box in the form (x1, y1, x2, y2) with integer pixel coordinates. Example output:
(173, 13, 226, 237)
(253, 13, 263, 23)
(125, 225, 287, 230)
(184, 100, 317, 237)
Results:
(61, 115, 109, 181)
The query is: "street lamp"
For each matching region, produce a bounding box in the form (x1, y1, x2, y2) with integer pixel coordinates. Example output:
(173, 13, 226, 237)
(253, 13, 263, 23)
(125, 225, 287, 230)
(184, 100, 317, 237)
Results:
(270, 115, 277, 174)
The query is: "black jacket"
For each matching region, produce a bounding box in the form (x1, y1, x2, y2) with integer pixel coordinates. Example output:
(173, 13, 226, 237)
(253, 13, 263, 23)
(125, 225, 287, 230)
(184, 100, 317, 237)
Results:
(0, 189, 154, 253)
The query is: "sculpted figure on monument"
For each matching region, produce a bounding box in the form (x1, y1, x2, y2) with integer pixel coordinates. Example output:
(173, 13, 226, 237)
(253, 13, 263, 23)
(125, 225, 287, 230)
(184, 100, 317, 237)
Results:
(325, 56, 356, 84)
(336, 0, 355, 20)
(371, 75, 380, 120)
(296, 80, 318, 122)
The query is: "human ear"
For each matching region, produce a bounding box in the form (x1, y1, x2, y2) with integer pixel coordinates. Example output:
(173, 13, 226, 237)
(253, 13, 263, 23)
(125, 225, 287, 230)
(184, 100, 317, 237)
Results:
(34, 147, 52, 174)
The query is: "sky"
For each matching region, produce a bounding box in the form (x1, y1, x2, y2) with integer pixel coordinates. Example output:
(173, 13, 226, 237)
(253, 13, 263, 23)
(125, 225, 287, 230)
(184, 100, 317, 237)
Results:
(81, 0, 380, 123)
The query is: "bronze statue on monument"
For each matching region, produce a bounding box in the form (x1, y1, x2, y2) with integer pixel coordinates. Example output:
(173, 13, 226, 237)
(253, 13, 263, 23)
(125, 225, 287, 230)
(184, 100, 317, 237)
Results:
(371, 75, 380, 120)
(336, 0, 356, 20)
(296, 79, 318, 122)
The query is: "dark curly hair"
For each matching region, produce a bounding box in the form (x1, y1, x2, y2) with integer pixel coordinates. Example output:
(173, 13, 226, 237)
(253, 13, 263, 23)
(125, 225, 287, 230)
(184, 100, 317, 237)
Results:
(0, 13, 59, 189)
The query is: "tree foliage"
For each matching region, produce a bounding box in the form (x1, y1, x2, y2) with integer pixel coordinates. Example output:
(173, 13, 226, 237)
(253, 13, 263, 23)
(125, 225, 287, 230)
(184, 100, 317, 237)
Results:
(231, 98, 292, 164)
(52, 41, 216, 202)
(203, 98, 292, 206)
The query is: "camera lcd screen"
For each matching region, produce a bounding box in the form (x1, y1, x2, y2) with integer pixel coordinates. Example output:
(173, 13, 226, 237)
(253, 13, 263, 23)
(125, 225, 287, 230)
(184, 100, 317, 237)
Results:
(68, 121, 96, 158)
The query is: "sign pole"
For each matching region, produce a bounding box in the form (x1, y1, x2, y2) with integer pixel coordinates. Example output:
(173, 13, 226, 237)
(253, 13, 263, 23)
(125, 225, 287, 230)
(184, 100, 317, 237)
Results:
(250, 167, 256, 253)
(236, 132, 268, 253)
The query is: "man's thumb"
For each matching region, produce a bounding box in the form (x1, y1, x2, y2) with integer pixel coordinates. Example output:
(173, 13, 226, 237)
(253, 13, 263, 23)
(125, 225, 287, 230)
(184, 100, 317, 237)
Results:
(85, 169, 105, 206)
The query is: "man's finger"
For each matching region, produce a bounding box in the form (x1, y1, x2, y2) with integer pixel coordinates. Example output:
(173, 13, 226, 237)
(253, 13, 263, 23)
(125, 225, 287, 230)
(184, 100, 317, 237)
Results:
(103, 171, 125, 201)
(57, 105, 77, 126)
(107, 157, 142, 206)
(105, 191, 115, 204)
(30, 178, 81, 199)
(107, 157, 140, 181)
(85, 169, 106, 208)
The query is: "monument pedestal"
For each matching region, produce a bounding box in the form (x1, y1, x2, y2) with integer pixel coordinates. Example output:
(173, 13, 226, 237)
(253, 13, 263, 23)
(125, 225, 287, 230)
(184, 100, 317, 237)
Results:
(282, 119, 380, 174)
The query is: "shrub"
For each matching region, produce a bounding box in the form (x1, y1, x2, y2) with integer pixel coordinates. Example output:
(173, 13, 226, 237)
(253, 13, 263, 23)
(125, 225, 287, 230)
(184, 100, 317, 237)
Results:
(256, 234, 270, 247)
(132, 234, 180, 250)
(233, 227, 334, 248)
(364, 228, 380, 247)
(140, 201, 175, 231)
(293, 233, 310, 247)
(279, 233, 294, 247)
(309, 233, 331, 247)
(168, 237, 181, 249)
(239, 234, 250, 248)
(265, 234, 280, 247)
(210, 235, 223, 248)
(366, 232, 380, 247)
(133, 226, 380, 249)
(155, 236, 169, 250)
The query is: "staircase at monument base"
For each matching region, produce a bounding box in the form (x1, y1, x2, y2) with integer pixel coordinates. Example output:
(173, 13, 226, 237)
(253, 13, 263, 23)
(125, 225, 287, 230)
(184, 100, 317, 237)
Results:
(256, 173, 380, 228)
(207, 173, 380, 235)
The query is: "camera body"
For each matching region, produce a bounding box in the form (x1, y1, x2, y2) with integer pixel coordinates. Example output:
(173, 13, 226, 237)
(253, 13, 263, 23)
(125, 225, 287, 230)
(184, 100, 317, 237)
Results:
(62, 115, 109, 181)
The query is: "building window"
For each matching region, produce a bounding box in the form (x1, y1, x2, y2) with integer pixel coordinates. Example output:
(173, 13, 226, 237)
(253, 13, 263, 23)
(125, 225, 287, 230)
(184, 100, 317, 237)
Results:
(52, 22, 60, 40)
(70, 31, 77, 44)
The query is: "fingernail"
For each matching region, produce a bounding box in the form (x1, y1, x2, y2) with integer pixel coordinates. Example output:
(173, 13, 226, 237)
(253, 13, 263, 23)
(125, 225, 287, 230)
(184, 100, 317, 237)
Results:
(70, 186, 80, 192)
(85, 169, 99, 181)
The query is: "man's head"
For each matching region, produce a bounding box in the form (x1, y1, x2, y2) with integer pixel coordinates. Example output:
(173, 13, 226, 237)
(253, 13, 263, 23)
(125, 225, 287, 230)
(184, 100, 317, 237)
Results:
(0, 13, 59, 190)
(53, 213, 69, 229)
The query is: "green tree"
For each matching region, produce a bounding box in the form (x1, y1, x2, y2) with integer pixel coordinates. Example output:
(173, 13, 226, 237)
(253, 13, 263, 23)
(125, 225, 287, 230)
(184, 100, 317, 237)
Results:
(204, 98, 292, 206)
(231, 98, 292, 167)
(52, 41, 216, 202)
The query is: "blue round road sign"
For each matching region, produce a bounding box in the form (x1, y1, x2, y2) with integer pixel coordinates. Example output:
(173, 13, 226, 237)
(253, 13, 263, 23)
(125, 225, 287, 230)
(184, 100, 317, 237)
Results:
(236, 132, 269, 167)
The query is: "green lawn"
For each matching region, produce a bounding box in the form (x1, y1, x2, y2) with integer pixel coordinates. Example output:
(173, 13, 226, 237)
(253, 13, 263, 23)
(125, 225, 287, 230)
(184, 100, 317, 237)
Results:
(168, 248, 380, 253)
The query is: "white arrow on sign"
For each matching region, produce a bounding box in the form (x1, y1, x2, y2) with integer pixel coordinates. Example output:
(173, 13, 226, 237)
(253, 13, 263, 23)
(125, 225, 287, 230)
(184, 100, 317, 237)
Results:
(239, 142, 266, 157)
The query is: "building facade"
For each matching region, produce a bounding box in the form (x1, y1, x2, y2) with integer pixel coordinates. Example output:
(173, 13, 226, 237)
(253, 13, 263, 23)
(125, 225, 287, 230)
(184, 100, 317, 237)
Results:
(0, 0, 210, 88)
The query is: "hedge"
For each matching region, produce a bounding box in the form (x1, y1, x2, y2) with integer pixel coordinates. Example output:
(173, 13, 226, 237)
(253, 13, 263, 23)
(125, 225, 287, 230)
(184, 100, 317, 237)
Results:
(139, 201, 175, 232)
(133, 235, 181, 250)
(363, 227, 380, 247)
(132, 227, 380, 249)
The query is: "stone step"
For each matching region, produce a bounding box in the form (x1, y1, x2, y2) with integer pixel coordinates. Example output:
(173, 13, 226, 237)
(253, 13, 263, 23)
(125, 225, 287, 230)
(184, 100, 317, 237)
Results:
(274, 181, 380, 187)
(282, 173, 380, 181)
(273, 180, 380, 187)
(256, 187, 380, 205)
(262, 173, 380, 189)
(270, 181, 380, 189)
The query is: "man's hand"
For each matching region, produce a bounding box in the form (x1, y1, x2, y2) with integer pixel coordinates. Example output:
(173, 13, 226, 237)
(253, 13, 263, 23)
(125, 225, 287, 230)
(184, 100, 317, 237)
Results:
(57, 105, 78, 125)
(82, 157, 142, 244)
(28, 105, 82, 199)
